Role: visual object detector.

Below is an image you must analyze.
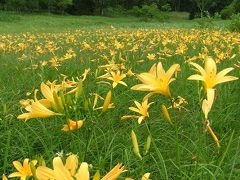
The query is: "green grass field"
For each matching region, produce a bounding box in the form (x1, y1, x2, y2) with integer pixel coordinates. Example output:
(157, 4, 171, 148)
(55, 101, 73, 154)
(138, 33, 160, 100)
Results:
(0, 12, 239, 179)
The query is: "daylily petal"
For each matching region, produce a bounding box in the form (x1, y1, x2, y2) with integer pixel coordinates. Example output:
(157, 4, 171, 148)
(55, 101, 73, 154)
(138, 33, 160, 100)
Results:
(189, 62, 206, 77)
(12, 161, 24, 173)
(216, 67, 234, 80)
(8, 172, 22, 178)
(65, 154, 78, 176)
(53, 157, 72, 180)
(165, 64, 180, 81)
(36, 166, 54, 180)
(75, 162, 89, 180)
(141, 173, 151, 180)
(216, 76, 239, 85)
(187, 74, 205, 81)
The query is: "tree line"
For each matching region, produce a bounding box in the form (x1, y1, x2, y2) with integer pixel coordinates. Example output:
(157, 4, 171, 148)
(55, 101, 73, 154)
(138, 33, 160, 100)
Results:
(0, 0, 239, 19)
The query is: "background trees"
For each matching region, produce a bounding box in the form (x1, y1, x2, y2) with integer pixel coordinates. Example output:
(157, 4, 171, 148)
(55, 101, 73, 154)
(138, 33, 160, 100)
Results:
(0, 0, 238, 19)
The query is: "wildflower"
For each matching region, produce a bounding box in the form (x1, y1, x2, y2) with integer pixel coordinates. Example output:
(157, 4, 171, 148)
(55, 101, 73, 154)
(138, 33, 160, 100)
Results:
(98, 71, 127, 88)
(168, 96, 188, 111)
(102, 163, 125, 180)
(188, 57, 238, 90)
(62, 119, 84, 131)
(36, 155, 90, 180)
(121, 99, 153, 124)
(17, 100, 60, 121)
(131, 63, 180, 99)
(147, 53, 155, 61)
(8, 159, 37, 180)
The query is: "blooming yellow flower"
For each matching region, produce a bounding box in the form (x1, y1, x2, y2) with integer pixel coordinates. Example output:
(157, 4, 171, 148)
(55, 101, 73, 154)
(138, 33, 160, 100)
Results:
(101, 163, 125, 180)
(8, 159, 37, 180)
(121, 99, 153, 124)
(131, 63, 180, 99)
(98, 71, 127, 88)
(62, 119, 84, 131)
(188, 57, 238, 90)
(36, 155, 89, 180)
(147, 53, 155, 61)
(17, 100, 60, 121)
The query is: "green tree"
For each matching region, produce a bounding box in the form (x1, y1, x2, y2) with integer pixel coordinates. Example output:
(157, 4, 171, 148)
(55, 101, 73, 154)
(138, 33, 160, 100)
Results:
(55, 0, 73, 14)
(192, 0, 215, 17)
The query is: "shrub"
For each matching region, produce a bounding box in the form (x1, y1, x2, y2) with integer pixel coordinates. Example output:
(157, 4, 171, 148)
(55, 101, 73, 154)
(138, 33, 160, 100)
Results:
(129, 3, 167, 22)
(0, 11, 22, 22)
(221, 7, 234, 19)
(195, 17, 213, 29)
(103, 5, 126, 17)
(161, 3, 171, 12)
(228, 13, 240, 32)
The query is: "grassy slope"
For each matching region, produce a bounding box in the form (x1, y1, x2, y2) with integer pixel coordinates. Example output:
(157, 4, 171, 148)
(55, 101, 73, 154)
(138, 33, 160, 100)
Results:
(0, 11, 230, 33)
(0, 12, 239, 179)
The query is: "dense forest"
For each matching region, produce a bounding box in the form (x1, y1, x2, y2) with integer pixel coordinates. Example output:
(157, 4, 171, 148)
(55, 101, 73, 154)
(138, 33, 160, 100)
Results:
(0, 0, 239, 19)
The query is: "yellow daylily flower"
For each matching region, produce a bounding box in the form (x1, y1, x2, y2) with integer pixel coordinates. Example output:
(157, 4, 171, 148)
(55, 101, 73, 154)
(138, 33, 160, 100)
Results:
(147, 53, 155, 61)
(188, 57, 238, 90)
(101, 163, 125, 180)
(36, 155, 89, 180)
(131, 63, 180, 99)
(62, 119, 84, 131)
(8, 159, 37, 180)
(121, 99, 153, 124)
(17, 100, 60, 121)
(99, 70, 127, 88)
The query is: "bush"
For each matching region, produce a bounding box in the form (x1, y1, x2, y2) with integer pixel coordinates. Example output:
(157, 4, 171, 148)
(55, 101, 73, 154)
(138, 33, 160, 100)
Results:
(103, 5, 126, 17)
(129, 3, 167, 22)
(228, 13, 240, 32)
(0, 11, 22, 22)
(221, 7, 234, 19)
(195, 17, 213, 29)
(161, 3, 171, 12)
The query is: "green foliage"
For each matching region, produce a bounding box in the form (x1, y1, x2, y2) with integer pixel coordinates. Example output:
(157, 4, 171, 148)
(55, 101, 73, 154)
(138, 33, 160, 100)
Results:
(220, 0, 240, 19)
(228, 13, 240, 32)
(161, 3, 171, 12)
(103, 5, 126, 17)
(0, 11, 21, 22)
(221, 6, 234, 19)
(195, 17, 213, 28)
(129, 3, 167, 22)
(55, 0, 73, 14)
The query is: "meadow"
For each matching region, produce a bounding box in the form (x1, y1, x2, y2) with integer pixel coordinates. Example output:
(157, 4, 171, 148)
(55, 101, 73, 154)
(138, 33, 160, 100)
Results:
(0, 12, 239, 179)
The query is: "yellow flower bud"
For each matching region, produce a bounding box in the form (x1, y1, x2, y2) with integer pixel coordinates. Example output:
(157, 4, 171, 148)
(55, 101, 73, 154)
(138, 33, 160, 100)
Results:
(93, 170, 100, 180)
(144, 135, 152, 155)
(131, 130, 142, 160)
(102, 91, 112, 112)
(161, 105, 173, 125)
